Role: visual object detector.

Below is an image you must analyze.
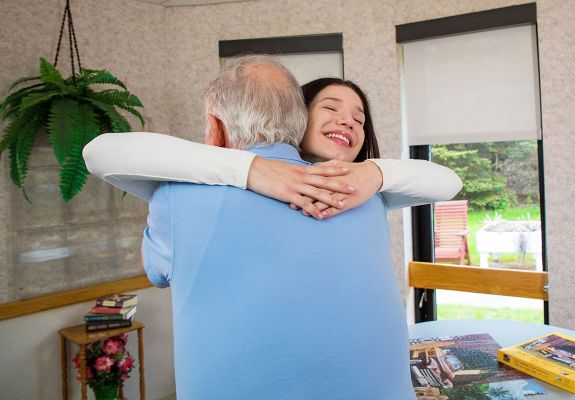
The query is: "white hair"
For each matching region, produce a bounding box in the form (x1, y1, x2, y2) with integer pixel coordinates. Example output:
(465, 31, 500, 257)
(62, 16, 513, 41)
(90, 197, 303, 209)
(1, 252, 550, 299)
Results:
(204, 56, 307, 149)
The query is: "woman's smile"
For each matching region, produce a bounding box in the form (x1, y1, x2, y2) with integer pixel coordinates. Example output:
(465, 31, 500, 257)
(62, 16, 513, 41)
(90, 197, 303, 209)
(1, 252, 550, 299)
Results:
(323, 130, 353, 147)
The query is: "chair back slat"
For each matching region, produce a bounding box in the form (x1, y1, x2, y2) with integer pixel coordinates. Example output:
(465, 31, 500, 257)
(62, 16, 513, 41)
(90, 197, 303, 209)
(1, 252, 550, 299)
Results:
(433, 200, 470, 264)
(434, 200, 468, 247)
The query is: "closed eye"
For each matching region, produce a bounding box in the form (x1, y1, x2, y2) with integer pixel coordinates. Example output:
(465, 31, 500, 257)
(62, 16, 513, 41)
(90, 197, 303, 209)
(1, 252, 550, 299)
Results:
(324, 106, 336, 111)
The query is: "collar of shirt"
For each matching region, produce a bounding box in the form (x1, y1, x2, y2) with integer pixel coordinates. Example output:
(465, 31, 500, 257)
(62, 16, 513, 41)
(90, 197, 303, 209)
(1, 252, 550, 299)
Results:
(247, 143, 309, 166)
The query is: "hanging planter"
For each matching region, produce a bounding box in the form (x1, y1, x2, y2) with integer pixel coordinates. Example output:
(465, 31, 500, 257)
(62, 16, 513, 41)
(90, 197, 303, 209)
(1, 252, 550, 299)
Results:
(0, 0, 143, 201)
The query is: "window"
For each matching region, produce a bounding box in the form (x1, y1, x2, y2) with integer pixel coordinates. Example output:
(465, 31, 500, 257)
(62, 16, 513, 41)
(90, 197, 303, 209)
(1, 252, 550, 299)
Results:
(219, 34, 344, 83)
(397, 3, 547, 323)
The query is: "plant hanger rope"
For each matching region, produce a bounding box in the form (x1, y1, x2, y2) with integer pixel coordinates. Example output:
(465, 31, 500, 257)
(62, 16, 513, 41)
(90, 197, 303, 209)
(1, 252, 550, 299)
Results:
(53, 0, 82, 82)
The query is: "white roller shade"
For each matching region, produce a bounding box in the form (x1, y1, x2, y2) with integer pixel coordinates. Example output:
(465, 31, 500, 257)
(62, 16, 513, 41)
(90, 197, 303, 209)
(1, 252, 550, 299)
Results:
(222, 52, 343, 85)
(403, 24, 541, 145)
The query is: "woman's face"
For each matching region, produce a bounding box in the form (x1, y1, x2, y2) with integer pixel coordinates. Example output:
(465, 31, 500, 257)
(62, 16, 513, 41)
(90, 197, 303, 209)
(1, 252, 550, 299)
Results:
(300, 84, 366, 162)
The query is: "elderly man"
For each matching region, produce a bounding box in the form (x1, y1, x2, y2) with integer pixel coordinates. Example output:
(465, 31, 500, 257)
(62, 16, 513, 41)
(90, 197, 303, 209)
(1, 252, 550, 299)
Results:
(142, 56, 416, 399)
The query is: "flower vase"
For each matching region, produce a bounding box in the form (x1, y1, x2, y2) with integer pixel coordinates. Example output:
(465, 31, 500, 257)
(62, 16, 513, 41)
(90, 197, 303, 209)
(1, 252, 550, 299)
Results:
(91, 385, 120, 400)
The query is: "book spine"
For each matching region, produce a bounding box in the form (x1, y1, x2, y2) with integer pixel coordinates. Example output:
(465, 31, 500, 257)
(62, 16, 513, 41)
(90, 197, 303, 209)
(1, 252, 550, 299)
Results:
(498, 350, 575, 393)
(96, 300, 126, 308)
(85, 314, 130, 321)
(86, 320, 133, 332)
(90, 307, 129, 314)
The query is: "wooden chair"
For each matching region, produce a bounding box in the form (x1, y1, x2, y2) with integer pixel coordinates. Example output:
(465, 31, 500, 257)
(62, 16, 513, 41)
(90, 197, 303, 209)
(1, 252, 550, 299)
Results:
(408, 261, 548, 322)
(409, 261, 548, 301)
(434, 200, 470, 265)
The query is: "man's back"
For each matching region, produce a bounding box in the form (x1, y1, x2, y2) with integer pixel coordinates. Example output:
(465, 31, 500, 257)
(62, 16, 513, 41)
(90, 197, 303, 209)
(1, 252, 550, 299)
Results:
(143, 144, 415, 400)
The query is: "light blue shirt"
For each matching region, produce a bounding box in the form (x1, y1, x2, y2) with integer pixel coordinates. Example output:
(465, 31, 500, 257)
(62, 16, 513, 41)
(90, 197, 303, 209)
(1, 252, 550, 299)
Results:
(142, 143, 415, 400)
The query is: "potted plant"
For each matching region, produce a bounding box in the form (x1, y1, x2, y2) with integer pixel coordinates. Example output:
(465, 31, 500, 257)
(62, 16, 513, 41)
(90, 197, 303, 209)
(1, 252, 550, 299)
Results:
(0, 57, 143, 201)
(73, 334, 135, 400)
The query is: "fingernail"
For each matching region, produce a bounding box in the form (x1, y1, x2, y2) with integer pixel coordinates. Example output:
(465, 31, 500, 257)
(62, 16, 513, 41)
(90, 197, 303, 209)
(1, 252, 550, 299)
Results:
(319, 212, 326, 219)
(338, 201, 344, 207)
(347, 186, 355, 191)
(341, 168, 349, 172)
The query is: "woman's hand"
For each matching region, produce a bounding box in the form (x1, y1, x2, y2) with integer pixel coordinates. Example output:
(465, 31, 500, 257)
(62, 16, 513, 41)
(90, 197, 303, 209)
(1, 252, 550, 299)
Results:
(246, 157, 356, 220)
(293, 160, 384, 218)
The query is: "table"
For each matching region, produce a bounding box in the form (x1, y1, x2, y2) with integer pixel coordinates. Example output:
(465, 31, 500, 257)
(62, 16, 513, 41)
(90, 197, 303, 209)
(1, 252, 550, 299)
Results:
(58, 320, 145, 400)
(409, 319, 575, 399)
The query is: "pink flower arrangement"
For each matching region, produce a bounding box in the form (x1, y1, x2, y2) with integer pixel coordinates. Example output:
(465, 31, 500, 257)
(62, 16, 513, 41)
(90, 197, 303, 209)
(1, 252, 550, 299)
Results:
(73, 334, 135, 390)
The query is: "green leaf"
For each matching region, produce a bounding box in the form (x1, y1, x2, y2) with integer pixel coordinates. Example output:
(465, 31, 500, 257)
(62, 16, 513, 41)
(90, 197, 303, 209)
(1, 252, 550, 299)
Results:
(59, 103, 101, 201)
(4, 83, 45, 103)
(0, 118, 22, 158)
(1, 85, 47, 119)
(9, 76, 41, 91)
(60, 154, 89, 202)
(15, 109, 45, 185)
(87, 99, 131, 132)
(120, 105, 145, 128)
(85, 90, 144, 127)
(39, 57, 67, 91)
(19, 91, 59, 112)
(95, 109, 113, 134)
(48, 98, 80, 164)
(0, 107, 21, 122)
(77, 69, 127, 90)
(8, 141, 21, 187)
(77, 68, 97, 79)
(88, 90, 143, 107)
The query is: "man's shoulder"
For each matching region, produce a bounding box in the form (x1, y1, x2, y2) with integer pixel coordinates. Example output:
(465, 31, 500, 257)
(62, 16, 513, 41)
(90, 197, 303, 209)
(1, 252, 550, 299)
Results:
(158, 180, 255, 210)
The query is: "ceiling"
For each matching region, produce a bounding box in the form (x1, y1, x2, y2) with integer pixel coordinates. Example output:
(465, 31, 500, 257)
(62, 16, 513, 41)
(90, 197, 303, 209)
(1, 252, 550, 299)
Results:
(133, 0, 254, 6)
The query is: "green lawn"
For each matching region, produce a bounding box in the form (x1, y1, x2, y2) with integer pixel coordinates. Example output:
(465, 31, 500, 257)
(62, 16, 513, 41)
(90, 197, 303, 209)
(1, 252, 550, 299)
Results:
(466, 205, 541, 265)
(437, 304, 544, 323)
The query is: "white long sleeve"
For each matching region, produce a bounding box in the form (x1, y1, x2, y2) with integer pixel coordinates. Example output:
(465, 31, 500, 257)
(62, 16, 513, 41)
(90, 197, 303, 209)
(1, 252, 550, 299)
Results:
(368, 158, 463, 209)
(83, 132, 462, 209)
(83, 132, 256, 201)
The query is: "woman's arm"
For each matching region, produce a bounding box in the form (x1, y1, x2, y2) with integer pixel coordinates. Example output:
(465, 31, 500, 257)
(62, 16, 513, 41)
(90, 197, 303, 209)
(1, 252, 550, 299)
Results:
(371, 158, 463, 209)
(302, 159, 463, 217)
(83, 132, 353, 218)
(83, 132, 256, 201)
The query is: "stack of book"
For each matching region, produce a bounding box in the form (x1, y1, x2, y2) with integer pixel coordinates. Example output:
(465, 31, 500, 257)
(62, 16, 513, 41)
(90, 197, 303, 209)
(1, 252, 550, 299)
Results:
(84, 293, 138, 332)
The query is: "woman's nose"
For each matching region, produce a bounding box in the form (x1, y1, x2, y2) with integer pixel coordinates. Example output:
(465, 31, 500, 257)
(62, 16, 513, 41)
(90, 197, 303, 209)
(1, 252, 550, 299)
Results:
(337, 113, 353, 128)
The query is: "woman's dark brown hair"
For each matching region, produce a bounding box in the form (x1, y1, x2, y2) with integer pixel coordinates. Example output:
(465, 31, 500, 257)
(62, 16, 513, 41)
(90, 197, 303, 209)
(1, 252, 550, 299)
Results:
(301, 78, 380, 161)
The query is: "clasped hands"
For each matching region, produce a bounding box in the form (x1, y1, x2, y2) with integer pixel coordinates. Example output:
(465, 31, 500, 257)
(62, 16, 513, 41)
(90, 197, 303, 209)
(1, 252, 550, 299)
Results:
(246, 157, 384, 220)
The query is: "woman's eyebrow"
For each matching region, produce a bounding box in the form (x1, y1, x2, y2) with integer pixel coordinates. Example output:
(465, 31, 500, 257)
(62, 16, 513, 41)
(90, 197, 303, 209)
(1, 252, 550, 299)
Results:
(319, 97, 364, 113)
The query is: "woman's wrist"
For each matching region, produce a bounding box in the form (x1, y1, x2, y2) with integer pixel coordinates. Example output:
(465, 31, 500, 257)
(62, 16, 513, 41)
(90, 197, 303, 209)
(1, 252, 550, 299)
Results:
(364, 160, 384, 193)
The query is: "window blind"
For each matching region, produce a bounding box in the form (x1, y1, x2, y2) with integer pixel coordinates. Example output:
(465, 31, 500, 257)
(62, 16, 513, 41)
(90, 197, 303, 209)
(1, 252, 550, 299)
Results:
(402, 24, 541, 145)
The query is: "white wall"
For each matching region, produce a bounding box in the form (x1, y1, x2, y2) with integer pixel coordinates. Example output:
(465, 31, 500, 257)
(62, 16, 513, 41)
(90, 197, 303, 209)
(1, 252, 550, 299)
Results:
(0, 287, 174, 399)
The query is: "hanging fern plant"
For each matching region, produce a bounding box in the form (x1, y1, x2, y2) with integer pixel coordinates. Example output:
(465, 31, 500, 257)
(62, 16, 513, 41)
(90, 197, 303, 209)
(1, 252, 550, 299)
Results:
(0, 0, 143, 201)
(0, 57, 143, 201)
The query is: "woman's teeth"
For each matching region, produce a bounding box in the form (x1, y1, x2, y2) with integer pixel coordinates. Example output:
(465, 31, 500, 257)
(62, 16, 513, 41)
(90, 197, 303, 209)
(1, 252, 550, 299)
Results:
(325, 133, 351, 146)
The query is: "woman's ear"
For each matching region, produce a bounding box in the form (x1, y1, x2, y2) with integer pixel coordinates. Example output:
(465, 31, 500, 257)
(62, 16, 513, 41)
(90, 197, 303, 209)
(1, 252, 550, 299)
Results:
(205, 113, 231, 148)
